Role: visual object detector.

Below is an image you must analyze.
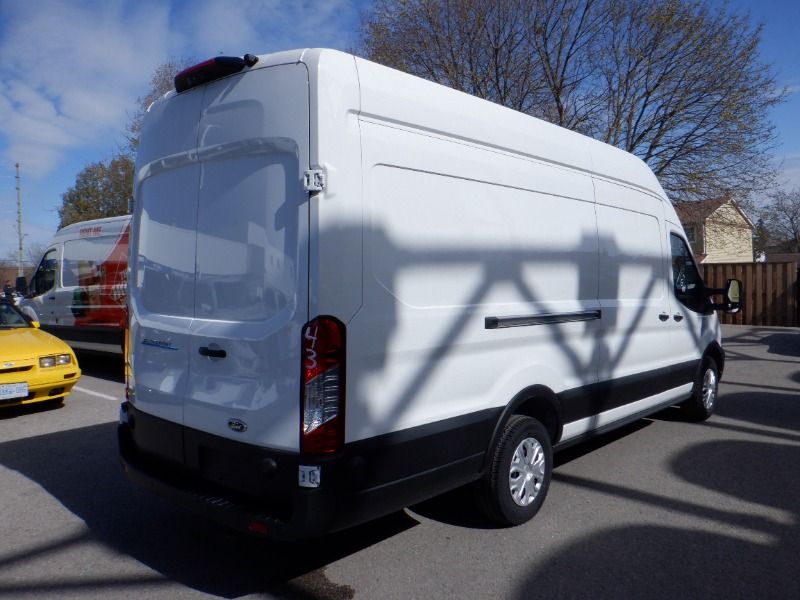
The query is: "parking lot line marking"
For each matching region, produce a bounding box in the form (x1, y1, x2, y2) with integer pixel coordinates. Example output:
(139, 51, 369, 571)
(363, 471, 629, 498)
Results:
(73, 386, 119, 402)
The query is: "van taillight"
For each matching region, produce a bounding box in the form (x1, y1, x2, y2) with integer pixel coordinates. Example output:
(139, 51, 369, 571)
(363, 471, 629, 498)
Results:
(174, 54, 259, 93)
(301, 316, 345, 454)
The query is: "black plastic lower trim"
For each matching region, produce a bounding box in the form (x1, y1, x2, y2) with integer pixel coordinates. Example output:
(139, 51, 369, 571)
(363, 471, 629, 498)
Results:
(559, 360, 699, 425)
(118, 403, 499, 539)
(118, 358, 702, 538)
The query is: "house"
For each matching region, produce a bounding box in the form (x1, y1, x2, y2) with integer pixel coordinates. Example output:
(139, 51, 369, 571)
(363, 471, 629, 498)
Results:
(674, 198, 754, 263)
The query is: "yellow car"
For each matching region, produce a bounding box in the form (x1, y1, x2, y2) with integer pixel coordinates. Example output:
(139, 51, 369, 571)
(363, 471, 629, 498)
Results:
(0, 299, 81, 408)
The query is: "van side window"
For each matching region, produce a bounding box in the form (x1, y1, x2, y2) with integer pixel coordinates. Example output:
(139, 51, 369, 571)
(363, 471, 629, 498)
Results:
(669, 234, 709, 313)
(31, 249, 58, 296)
(63, 237, 118, 287)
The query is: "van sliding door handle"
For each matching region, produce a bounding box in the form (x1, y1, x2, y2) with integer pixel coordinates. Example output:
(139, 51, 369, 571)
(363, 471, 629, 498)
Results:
(658, 313, 669, 321)
(199, 346, 227, 359)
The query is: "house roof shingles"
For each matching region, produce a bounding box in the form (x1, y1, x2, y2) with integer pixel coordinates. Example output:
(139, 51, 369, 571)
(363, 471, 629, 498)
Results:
(673, 199, 727, 224)
(673, 198, 754, 229)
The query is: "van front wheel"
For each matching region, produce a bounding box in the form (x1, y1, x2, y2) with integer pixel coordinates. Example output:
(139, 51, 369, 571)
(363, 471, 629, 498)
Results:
(681, 357, 719, 421)
(477, 415, 552, 526)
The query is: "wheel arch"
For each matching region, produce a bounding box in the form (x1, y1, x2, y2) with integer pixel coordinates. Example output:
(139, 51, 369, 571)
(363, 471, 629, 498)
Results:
(482, 385, 562, 473)
(704, 341, 725, 376)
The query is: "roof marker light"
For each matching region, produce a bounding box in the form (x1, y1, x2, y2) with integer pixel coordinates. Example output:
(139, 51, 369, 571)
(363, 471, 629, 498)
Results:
(174, 54, 258, 93)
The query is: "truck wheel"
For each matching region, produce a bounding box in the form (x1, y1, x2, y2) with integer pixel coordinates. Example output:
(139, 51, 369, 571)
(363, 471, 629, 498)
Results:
(477, 415, 552, 526)
(681, 357, 719, 422)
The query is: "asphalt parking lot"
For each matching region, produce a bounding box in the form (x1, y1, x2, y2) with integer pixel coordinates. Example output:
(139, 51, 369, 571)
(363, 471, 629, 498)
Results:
(0, 325, 798, 599)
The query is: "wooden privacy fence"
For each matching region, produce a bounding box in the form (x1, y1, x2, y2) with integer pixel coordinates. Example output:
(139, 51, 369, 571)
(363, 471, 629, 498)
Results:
(701, 262, 798, 327)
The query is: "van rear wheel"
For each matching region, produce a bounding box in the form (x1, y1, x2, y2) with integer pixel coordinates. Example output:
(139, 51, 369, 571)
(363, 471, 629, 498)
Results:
(681, 357, 719, 422)
(477, 415, 552, 526)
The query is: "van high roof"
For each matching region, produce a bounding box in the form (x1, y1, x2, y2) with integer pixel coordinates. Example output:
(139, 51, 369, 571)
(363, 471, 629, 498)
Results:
(163, 48, 667, 202)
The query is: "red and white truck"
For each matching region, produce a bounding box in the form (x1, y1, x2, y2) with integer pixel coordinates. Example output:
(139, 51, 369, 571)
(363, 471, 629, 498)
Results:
(19, 215, 130, 354)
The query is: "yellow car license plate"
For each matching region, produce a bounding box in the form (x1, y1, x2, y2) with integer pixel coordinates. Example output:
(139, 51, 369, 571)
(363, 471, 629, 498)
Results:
(0, 382, 28, 401)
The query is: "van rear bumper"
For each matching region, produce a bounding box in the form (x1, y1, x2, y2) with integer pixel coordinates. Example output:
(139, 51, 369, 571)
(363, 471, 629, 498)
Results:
(118, 402, 344, 540)
(118, 402, 494, 540)
(119, 441, 334, 540)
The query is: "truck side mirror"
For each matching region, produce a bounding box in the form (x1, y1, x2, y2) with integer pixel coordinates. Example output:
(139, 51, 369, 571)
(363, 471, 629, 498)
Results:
(710, 278, 742, 313)
(15, 276, 28, 297)
(726, 279, 741, 305)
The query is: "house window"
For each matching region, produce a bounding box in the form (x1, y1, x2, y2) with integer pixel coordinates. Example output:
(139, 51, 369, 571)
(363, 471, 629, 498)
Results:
(684, 225, 697, 244)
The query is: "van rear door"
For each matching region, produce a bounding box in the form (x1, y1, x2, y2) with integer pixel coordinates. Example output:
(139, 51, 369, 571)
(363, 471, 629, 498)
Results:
(184, 64, 310, 453)
(130, 88, 204, 431)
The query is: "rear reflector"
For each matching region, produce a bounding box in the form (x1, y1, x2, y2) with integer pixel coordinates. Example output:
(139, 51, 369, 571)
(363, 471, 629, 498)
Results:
(174, 55, 256, 93)
(301, 316, 346, 454)
(247, 521, 269, 536)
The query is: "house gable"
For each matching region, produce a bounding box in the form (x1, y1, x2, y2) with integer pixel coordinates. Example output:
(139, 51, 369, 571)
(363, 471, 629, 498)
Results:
(674, 198, 753, 263)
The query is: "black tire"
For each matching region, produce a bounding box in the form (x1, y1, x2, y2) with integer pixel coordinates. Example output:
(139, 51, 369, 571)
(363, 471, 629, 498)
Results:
(477, 415, 552, 526)
(681, 357, 719, 422)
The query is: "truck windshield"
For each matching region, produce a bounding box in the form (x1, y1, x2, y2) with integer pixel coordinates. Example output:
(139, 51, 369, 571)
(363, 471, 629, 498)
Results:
(0, 303, 30, 328)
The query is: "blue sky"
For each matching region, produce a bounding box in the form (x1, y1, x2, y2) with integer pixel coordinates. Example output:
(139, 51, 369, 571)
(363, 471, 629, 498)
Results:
(0, 0, 798, 262)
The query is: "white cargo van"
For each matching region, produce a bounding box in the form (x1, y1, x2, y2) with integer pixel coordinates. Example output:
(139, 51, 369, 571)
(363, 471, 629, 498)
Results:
(119, 49, 741, 539)
(20, 215, 130, 354)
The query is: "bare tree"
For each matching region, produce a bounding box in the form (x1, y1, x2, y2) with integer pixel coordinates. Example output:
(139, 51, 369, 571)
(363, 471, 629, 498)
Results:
(359, 0, 785, 201)
(530, 0, 609, 131)
(762, 188, 800, 252)
(364, 0, 548, 114)
(595, 0, 783, 200)
(25, 242, 48, 266)
(126, 59, 192, 153)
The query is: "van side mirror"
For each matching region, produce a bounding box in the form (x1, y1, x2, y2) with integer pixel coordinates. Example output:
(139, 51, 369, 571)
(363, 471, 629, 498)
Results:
(709, 278, 742, 313)
(15, 276, 28, 296)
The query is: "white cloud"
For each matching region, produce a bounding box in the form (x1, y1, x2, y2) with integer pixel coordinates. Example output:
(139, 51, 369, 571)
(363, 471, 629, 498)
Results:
(0, 0, 367, 197)
(0, 0, 173, 179)
(184, 0, 361, 59)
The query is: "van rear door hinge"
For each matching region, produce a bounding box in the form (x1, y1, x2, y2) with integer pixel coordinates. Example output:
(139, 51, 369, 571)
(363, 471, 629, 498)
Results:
(303, 169, 326, 193)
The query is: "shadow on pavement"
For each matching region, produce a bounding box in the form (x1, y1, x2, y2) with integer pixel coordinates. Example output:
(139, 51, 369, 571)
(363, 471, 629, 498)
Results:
(410, 419, 652, 529)
(74, 351, 125, 384)
(717, 390, 800, 433)
(761, 332, 800, 358)
(0, 422, 416, 598)
(0, 399, 64, 420)
(513, 437, 800, 599)
(513, 351, 800, 600)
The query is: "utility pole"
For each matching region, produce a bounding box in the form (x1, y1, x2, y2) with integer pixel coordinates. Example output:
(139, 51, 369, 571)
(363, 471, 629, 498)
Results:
(15, 162, 23, 277)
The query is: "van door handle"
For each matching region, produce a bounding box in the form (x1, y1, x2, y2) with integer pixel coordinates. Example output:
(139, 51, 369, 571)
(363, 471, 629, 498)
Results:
(658, 313, 669, 321)
(199, 346, 227, 359)
(673, 313, 684, 322)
